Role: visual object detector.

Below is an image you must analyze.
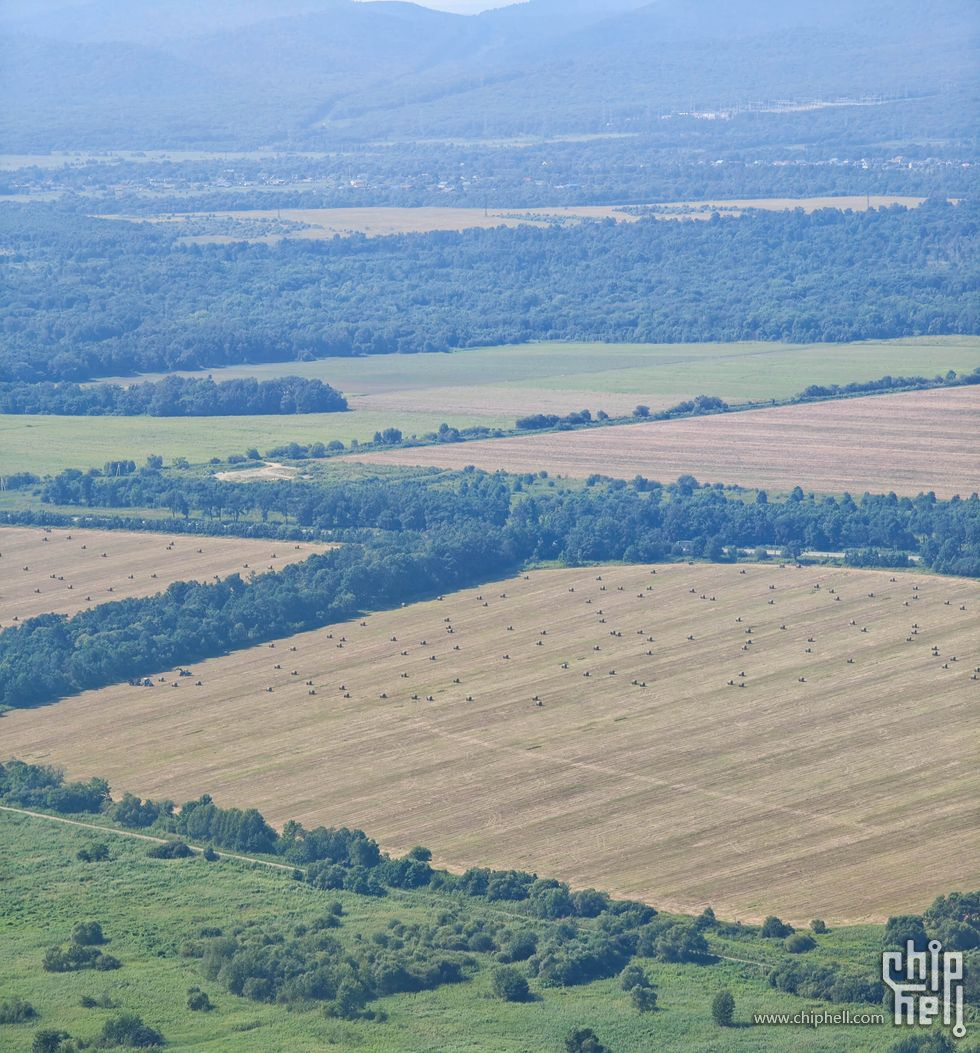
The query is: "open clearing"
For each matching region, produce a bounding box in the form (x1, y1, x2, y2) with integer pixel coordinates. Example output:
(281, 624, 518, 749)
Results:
(4, 561, 976, 924)
(15, 338, 977, 477)
(0, 408, 511, 476)
(101, 196, 928, 243)
(0, 526, 329, 626)
(351, 386, 980, 498)
(87, 335, 980, 429)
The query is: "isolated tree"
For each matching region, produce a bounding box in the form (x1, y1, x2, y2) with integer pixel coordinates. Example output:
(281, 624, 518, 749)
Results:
(630, 985, 658, 1013)
(76, 842, 110, 862)
(32, 1030, 70, 1053)
(712, 988, 735, 1027)
(621, 964, 650, 988)
(565, 1027, 612, 1053)
(490, 965, 530, 1002)
(97, 1012, 163, 1048)
(71, 921, 105, 946)
(760, 915, 794, 938)
(186, 986, 213, 1011)
(0, 996, 37, 1023)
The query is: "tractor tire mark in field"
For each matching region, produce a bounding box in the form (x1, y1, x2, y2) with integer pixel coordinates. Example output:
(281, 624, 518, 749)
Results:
(408, 718, 875, 837)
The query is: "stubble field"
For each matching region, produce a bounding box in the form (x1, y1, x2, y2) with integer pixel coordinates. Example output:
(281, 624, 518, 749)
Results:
(4, 561, 976, 925)
(0, 526, 330, 626)
(351, 386, 980, 498)
(103, 196, 928, 244)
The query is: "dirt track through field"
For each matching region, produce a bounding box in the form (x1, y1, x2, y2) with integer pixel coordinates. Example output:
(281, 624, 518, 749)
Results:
(4, 562, 976, 925)
(347, 387, 980, 497)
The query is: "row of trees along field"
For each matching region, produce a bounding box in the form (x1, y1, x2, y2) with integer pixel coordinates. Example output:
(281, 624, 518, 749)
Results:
(0, 366, 976, 421)
(0, 376, 347, 416)
(34, 465, 980, 570)
(7, 758, 976, 1029)
(0, 198, 975, 382)
(1, 471, 977, 708)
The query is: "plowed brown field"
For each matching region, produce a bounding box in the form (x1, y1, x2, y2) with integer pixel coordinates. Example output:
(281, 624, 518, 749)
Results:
(347, 387, 980, 498)
(4, 562, 977, 924)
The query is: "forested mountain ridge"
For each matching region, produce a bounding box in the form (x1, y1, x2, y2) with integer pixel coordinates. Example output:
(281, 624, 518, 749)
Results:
(0, 0, 975, 150)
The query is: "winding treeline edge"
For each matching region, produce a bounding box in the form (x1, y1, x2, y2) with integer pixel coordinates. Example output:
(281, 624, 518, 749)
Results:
(1, 470, 977, 708)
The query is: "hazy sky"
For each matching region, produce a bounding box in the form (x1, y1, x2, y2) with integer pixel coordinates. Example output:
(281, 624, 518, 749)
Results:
(417, 1, 514, 9)
(358, 1, 515, 11)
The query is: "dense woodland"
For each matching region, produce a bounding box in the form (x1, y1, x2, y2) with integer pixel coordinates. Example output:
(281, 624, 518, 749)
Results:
(0, 375, 346, 416)
(2, 469, 977, 709)
(1, 198, 976, 382)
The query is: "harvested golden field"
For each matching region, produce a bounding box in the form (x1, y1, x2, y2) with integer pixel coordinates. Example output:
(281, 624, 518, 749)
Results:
(5, 562, 977, 925)
(0, 526, 329, 627)
(350, 387, 980, 498)
(102, 195, 926, 243)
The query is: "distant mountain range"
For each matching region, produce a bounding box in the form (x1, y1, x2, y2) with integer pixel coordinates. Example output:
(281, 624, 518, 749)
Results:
(1, 0, 976, 150)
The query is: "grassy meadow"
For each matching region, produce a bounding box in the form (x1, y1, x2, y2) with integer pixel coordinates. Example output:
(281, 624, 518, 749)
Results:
(0, 808, 908, 1053)
(5, 336, 974, 478)
(92, 336, 980, 410)
(0, 409, 510, 477)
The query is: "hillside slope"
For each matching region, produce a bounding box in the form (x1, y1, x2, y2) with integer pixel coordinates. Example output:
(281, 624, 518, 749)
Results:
(0, 0, 976, 149)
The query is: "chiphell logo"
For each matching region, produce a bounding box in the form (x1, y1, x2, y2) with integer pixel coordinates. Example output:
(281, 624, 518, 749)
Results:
(882, 939, 966, 1038)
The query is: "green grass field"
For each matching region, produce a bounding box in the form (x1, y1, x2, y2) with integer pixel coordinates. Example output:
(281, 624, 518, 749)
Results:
(3, 337, 976, 477)
(0, 809, 911, 1053)
(0, 409, 510, 477)
(91, 335, 980, 407)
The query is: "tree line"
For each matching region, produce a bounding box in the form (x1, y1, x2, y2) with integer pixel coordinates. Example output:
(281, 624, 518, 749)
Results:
(1, 198, 975, 382)
(0, 375, 347, 416)
(37, 464, 980, 572)
(516, 396, 730, 430)
(1, 470, 978, 709)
